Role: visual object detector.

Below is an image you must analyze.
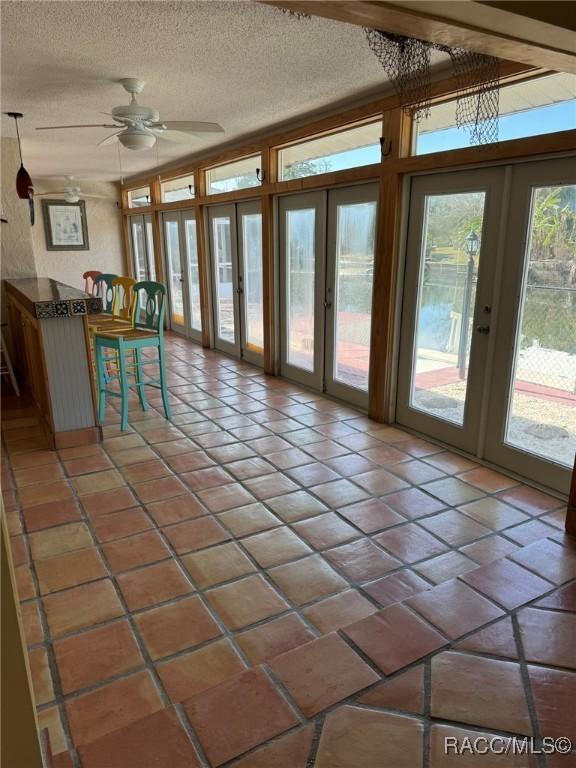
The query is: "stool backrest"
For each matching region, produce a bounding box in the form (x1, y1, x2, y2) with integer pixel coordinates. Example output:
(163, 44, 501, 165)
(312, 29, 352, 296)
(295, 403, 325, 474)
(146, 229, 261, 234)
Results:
(133, 281, 166, 334)
(83, 270, 102, 296)
(94, 273, 118, 313)
(111, 276, 137, 322)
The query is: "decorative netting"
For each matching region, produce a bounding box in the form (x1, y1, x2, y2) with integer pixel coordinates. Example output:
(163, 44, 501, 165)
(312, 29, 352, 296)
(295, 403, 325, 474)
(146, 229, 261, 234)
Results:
(365, 30, 435, 122)
(446, 47, 500, 146)
(277, 8, 501, 146)
(365, 28, 500, 145)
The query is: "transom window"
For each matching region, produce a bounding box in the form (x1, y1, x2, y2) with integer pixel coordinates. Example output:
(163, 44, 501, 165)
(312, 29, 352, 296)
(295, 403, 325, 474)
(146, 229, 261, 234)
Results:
(205, 156, 262, 195)
(127, 186, 151, 207)
(413, 73, 576, 156)
(278, 121, 382, 181)
(161, 174, 195, 202)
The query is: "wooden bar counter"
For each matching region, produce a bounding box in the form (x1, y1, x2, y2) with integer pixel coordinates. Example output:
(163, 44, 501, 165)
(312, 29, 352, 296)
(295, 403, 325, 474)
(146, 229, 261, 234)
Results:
(4, 278, 103, 449)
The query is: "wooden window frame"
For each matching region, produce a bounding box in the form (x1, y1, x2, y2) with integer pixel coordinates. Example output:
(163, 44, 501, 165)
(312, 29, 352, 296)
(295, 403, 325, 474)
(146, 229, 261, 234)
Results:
(117, 63, 575, 426)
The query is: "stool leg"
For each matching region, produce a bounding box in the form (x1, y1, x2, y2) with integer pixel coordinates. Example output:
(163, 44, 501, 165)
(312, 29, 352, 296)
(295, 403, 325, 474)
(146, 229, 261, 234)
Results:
(134, 348, 148, 411)
(118, 342, 129, 431)
(157, 341, 171, 421)
(95, 340, 107, 423)
(1, 329, 20, 396)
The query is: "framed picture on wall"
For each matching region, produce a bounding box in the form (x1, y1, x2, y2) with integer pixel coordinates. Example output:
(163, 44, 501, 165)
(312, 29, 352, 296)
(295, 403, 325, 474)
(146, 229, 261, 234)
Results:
(41, 200, 89, 250)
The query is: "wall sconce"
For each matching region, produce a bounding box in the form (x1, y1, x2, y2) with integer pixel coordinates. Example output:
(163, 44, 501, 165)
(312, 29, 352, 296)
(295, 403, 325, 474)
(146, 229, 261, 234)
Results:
(380, 136, 392, 158)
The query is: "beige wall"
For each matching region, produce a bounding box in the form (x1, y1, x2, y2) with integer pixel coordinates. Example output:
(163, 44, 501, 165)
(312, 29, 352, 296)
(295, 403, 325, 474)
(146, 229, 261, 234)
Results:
(32, 181, 125, 289)
(1, 141, 125, 290)
(1, 138, 37, 279)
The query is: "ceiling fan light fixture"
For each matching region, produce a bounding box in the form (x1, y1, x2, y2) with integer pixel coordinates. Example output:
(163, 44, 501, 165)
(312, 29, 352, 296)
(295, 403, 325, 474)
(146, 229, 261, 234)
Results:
(64, 190, 80, 203)
(118, 128, 156, 151)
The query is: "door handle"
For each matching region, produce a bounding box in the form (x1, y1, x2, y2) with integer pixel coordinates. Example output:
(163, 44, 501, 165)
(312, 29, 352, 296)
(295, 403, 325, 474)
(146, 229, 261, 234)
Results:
(324, 301, 332, 309)
(476, 325, 490, 335)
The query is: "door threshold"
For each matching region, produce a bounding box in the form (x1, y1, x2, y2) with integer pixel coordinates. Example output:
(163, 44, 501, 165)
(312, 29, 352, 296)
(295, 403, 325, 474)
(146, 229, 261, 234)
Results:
(393, 421, 568, 503)
(280, 372, 369, 416)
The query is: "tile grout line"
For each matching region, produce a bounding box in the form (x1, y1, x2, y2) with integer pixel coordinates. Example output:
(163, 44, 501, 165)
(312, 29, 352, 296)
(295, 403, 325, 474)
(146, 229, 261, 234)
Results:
(3, 339, 571, 767)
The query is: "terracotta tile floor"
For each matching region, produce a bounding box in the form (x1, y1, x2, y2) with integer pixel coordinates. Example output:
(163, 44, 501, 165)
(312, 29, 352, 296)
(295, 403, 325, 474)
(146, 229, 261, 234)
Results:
(2, 334, 575, 767)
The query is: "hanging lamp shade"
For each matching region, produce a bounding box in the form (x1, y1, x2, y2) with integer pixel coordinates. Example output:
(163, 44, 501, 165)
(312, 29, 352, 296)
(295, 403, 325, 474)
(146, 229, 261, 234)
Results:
(16, 164, 33, 199)
(4, 111, 35, 225)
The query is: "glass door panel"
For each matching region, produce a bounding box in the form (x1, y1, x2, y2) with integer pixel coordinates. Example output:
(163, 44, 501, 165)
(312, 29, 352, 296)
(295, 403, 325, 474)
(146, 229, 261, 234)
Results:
(279, 192, 325, 389)
(409, 190, 486, 427)
(237, 201, 264, 366)
(130, 213, 155, 281)
(505, 183, 576, 467)
(144, 216, 156, 281)
(183, 213, 202, 339)
(486, 159, 575, 494)
(161, 210, 202, 341)
(163, 215, 186, 333)
(325, 185, 378, 407)
(130, 217, 147, 280)
(396, 168, 504, 454)
(287, 210, 316, 372)
(208, 206, 240, 356)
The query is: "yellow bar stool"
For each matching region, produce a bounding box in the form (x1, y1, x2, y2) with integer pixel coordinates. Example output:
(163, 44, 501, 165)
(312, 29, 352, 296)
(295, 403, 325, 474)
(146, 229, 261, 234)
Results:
(90, 276, 138, 333)
(88, 277, 137, 380)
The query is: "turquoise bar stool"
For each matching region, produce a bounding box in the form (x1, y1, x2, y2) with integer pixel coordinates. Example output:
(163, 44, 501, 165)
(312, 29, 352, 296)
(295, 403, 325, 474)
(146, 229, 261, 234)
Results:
(94, 281, 171, 431)
(90, 273, 118, 323)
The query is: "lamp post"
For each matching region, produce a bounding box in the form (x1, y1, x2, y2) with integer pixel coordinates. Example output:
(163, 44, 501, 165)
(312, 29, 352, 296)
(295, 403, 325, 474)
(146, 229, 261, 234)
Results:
(458, 230, 480, 378)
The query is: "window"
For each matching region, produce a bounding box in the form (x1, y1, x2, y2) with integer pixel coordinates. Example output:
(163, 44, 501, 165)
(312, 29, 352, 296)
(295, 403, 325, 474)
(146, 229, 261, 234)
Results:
(414, 73, 576, 156)
(206, 156, 261, 195)
(161, 174, 195, 202)
(127, 186, 151, 208)
(278, 121, 381, 181)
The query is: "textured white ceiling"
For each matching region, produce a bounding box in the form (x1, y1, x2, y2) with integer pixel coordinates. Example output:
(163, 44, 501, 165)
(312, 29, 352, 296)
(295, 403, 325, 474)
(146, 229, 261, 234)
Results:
(1, 1, 448, 183)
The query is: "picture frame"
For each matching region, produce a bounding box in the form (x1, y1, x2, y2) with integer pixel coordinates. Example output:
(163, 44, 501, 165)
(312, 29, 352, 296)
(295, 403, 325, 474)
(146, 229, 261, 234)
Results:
(41, 199, 89, 251)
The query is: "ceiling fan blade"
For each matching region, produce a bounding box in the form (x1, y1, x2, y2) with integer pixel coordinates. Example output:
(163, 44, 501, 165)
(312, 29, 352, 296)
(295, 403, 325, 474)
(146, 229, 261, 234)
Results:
(98, 131, 122, 147)
(35, 190, 65, 196)
(160, 121, 224, 133)
(36, 124, 119, 131)
(154, 129, 198, 145)
(80, 193, 110, 199)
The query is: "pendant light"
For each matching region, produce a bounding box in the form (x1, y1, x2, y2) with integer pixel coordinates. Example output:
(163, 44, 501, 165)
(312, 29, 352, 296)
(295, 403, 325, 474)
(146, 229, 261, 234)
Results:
(4, 111, 35, 225)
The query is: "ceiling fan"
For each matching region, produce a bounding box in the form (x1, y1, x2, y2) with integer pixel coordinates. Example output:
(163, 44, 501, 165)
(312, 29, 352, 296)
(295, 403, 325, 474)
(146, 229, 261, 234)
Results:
(35, 176, 108, 203)
(35, 78, 224, 151)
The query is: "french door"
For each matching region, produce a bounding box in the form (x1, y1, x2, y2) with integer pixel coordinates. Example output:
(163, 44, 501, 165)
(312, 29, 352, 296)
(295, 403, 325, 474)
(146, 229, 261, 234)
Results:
(397, 159, 575, 494)
(162, 210, 202, 342)
(207, 201, 264, 366)
(279, 184, 378, 408)
(129, 214, 156, 282)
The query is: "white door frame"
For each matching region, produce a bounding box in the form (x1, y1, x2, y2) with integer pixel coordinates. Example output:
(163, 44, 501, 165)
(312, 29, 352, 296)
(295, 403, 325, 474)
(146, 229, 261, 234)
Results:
(324, 183, 379, 409)
(128, 213, 155, 281)
(180, 209, 203, 344)
(485, 158, 575, 494)
(396, 167, 506, 454)
(207, 203, 242, 358)
(162, 210, 195, 339)
(236, 200, 264, 367)
(278, 190, 327, 390)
